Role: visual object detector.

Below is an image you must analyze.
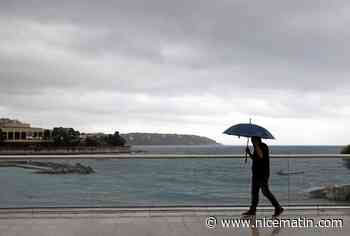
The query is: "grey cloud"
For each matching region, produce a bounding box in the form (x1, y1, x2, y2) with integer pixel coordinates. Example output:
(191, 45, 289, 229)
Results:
(1, 0, 350, 144)
(1, 0, 350, 92)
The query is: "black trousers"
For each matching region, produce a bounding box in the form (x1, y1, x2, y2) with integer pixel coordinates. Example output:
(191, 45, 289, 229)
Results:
(250, 175, 280, 210)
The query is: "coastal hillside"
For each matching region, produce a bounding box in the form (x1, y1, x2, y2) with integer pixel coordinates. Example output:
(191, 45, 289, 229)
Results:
(121, 133, 218, 145)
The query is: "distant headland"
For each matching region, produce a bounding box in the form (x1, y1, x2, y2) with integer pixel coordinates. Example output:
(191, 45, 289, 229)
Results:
(121, 133, 219, 145)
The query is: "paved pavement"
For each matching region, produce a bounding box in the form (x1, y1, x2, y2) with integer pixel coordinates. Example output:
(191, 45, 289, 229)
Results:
(0, 206, 349, 235)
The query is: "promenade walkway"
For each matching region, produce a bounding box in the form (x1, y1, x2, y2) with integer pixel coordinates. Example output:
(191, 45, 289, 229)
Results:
(0, 206, 349, 235)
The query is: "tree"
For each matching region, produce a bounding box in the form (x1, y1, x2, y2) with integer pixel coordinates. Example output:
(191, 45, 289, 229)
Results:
(105, 131, 126, 146)
(85, 136, 100, 146)
(0, 128, 4, 145)
(341, 145, 350, 154)
(43, 129, 51, 140)
(52, 127, 80, 146)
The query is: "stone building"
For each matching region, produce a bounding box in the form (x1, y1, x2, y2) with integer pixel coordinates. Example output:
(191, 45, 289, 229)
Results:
(0, 118, 49, 143)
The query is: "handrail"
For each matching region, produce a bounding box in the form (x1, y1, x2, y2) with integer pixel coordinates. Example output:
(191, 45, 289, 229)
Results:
(1, 154, 350, 160)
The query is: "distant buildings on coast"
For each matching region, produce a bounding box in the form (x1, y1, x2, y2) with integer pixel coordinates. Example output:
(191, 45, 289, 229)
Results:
(0, 118, 50, 143)
(0, 118, 126, 147)
(0, 118, 218, 146)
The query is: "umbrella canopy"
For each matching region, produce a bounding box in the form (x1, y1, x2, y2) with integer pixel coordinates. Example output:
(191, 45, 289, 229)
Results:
(223, 123, 275, 139)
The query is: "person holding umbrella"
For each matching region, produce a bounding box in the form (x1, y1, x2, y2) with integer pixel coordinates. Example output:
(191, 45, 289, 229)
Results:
(223, 122, 283, 217)
(242, 136, 283, 217)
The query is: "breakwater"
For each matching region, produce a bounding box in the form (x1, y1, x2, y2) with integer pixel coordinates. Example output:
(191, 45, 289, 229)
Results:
(0, 160, 94, 174)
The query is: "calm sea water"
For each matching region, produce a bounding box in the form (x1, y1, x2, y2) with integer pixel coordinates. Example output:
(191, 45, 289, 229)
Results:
(0, 145, 349, 208)
(131, 145, 344, 155)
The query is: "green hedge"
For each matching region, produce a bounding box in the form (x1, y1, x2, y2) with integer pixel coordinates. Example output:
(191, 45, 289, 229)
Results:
(341, 145, 350, 154)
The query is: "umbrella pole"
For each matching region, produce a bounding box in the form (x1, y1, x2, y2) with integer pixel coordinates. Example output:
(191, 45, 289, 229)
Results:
(245, 118, 252, 163)
(245, 137, 249, 163)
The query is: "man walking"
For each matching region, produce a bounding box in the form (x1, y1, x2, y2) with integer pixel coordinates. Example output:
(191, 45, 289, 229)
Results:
(242, 136, 283, 217)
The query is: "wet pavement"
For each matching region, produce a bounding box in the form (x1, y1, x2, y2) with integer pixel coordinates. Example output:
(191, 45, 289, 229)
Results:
(0, 206, 349, 235)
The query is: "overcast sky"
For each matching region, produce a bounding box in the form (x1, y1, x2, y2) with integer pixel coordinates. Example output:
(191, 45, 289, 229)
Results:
(1, 0, 350, 145)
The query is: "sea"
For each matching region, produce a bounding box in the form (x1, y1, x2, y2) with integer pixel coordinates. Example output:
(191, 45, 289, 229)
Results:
(0, 145, 349, 208)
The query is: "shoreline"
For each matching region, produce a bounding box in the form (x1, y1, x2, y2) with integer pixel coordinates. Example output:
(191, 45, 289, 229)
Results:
(0, 146, 131, 156)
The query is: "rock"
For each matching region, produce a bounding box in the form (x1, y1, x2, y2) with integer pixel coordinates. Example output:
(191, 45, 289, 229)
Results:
(34, 162, 95, 174)
(74, 163, 94, 174)
(325, 185, 350, 201)
(308, 186, 328, 199)
(308, 184, 350, 201)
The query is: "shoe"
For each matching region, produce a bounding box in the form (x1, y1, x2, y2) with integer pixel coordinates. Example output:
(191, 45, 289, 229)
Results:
(272, 206, 284, 217)
(241, 209, 256, 216)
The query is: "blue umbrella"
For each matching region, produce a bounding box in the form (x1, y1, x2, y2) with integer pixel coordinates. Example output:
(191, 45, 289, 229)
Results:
(223, 121, 275, 162)
(223, 123, 275, 139)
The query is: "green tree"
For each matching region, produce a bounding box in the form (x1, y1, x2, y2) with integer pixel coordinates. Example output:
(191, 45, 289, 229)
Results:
(85, 136, 100, 146)
(0, 128, 4, 145)
(52, 127, 80, 146)
(105, 131, 126, 146)
(43, 129, 51, 140)
(341, 145, 350, 154)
